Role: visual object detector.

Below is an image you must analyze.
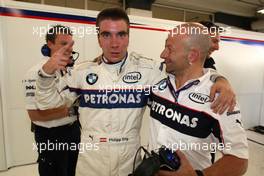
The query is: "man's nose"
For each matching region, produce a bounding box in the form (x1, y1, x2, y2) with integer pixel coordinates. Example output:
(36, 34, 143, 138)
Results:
(160, 49, 167, 60)
(215, 43, 219, 50)
(110, 35, 119, 48)
(68, 46, 73, 52)
(66, 41, 73, 52)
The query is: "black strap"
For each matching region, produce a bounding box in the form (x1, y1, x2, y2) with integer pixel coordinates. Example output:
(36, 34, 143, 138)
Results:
(195, 170, 204, 176)
(167, 76, 200, 102)
(31, 122, 36, 132)
(211, 152, 215, 163)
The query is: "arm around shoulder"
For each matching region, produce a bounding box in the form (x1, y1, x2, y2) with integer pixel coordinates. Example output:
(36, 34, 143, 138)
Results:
(27, 105, 69, 121)
(203, 155, 248, 176)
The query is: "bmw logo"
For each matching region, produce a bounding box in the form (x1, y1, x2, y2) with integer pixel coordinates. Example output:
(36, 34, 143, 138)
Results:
(86, 73, 98, 85)
(158, 79, 167, 90)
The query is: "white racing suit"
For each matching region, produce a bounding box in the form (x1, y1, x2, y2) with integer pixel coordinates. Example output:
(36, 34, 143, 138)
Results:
(148, 69, 249, 170)
(36, 52, 165, 176)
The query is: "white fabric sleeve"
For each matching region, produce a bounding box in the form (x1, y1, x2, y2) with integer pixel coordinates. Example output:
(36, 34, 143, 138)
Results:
(36, 68, 77, 110)
(214, 105, 249, 159)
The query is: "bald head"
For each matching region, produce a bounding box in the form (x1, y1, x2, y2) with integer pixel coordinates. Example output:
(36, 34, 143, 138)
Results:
(169, 22, 211, 63)
(161, 22, 211, 75)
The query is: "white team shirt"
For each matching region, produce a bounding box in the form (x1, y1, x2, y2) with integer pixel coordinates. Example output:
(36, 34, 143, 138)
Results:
(22, 59, 76, 128)
(148, 69, 248, 170)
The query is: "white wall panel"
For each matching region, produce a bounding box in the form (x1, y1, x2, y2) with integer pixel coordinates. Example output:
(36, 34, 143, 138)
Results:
(0, 12, 8, 170)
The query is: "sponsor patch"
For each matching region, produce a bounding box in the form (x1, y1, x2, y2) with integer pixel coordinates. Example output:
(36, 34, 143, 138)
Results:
(78, 90, 148, 108)
(23, 79, 36, 83)
(150, 94, 222, 140)
(235, 119, 242, 126)
(25, 85, 36, 90)
(99, 138, 107, 143)
(86, 73, 98, 85)
(189, 92, 210, 104)
(99, 137, 129, 143)
(158, 79, 167, 90)
(26, 92, 35, 97)
(227, 110, 241, 116)
(88, 135, 94, 141)
(109, 137, 128, 143)
(122, 72, 141, 83)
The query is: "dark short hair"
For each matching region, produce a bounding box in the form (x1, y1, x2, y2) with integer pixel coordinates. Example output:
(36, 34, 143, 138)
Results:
(45, 24, 72, 43)
(96, 8, 130, 33)
(199, 21, 219, 30)
(199, 21, 225, 34)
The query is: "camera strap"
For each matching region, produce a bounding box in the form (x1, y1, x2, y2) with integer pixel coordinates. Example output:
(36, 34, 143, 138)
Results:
(167, 76, 200, 102)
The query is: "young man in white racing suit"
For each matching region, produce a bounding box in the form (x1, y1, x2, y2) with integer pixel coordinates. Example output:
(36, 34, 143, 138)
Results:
(35, 8, 236, 176)
(148, 23, 248, 176)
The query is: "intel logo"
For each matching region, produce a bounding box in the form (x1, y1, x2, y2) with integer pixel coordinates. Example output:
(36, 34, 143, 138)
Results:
(122, 72, 142, 83)
(189, 92, 210, 104)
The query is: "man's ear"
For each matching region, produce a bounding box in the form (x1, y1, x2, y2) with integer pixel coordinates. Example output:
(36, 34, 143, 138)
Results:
(97, 37, 102, 47)
(47, 40, 53, 49)
(97, 33, 103, 48)
(188, 48, 200, 64)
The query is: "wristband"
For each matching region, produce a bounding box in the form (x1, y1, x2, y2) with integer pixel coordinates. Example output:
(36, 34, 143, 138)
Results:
(195, 170, 204, 176)
(68, 106, 79, 117)
(210, 74, 225, 83)
(38, 69, 56, 78)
